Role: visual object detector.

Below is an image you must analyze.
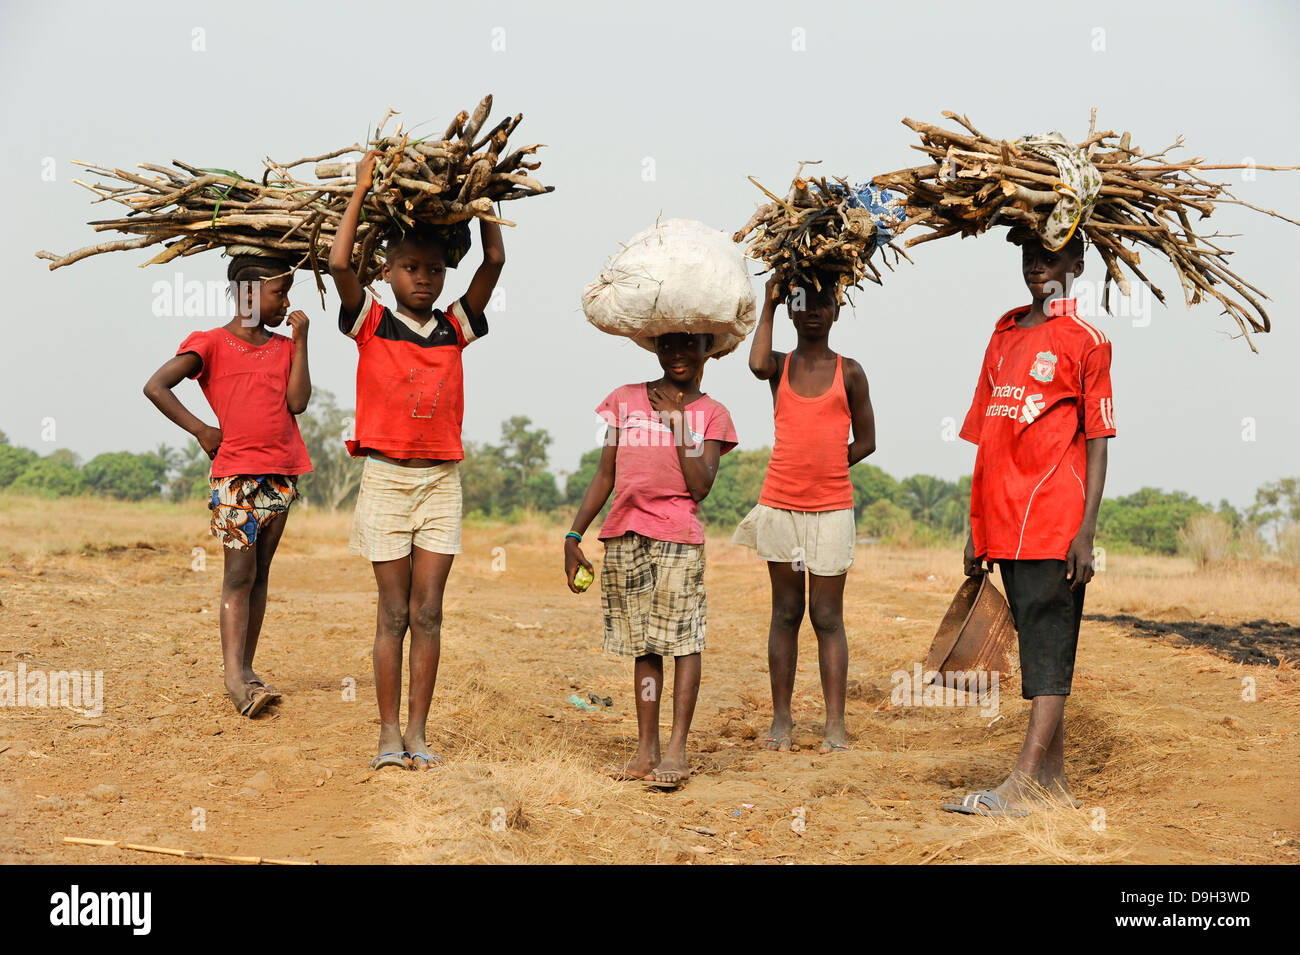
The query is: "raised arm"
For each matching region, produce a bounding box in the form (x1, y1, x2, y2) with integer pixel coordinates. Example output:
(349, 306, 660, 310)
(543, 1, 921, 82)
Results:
(748, 274, 784, 384)
(328, 151, 380, 317)
(564, 435, 617, 592)
(285, 310, 311, 414)
(844, 357, 876, 466)
(143, 353, 222, 459)
(462, 218, 505, 317)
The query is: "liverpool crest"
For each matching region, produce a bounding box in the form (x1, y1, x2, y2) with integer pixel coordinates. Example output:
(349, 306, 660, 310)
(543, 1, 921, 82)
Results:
(1029, 350, 1057, 383)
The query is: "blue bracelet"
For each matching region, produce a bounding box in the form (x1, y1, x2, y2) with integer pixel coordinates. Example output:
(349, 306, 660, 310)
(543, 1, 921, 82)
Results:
(565, 531, 582, 542)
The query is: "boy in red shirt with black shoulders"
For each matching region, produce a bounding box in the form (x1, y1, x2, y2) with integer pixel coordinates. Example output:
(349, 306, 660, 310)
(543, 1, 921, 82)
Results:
(328, 151, 503, 772)
(943, 228, 1114, 818)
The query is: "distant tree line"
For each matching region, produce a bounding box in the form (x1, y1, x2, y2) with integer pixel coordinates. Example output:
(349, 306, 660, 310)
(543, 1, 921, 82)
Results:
(2, 406, 1297, 563)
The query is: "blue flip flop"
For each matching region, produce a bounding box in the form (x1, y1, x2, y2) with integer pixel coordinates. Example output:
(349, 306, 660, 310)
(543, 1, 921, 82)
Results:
(940, 790, 1031, 818)
(370, 751, 410, 771)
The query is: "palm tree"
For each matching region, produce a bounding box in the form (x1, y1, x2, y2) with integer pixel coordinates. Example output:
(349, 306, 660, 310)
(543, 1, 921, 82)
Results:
(899, 475, 955, 528)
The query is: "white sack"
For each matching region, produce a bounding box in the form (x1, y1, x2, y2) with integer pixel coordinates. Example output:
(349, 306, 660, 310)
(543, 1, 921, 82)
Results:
(581, 218, 757, 357)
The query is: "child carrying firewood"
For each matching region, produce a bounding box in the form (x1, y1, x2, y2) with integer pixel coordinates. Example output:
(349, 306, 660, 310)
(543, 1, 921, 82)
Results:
(143, 254, 312, 718)
(564, 334, 738, 789)
(734, 273, 877, 754)
(328, 151, 503, 772)
(941, 228, 1113, 817)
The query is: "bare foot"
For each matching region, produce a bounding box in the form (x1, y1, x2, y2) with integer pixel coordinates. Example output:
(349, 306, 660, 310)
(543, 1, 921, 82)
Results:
(819, 722, 849, 754)
(988, 772, 1039, 811)
(601, 757, 655, 781)
(759, 717, 794, 752)
(242, 667, 280, 698)
(645, 754, 690, 789)
(1039, 776, 1082, 808)
(403, 732, 442, 771)
(225, 675, 273, 717)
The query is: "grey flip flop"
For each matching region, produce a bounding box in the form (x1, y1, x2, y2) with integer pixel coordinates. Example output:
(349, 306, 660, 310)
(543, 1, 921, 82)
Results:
(940, 789, 1031, 818)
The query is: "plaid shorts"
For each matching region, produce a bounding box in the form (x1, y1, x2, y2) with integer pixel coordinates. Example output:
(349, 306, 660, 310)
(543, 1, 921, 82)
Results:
(600, 532, 706, 658)
(209, 475, 298, 550)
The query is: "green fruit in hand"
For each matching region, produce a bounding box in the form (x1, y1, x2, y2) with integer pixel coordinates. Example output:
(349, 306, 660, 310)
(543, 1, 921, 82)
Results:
(574, 566, 594, 592)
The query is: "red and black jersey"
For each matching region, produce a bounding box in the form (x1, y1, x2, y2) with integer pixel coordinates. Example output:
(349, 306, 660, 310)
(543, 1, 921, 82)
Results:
(339, 288, 488, 459)
(961, 298, 1115, 561)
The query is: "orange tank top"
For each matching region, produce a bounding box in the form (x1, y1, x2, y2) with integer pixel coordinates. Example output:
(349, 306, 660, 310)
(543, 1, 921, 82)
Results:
(759, 353, 854, 512)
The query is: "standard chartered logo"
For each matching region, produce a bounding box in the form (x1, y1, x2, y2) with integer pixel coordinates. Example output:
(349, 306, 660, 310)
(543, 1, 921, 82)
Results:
(984, 384, 1047, 426)
(1019, 393, 1045, 424)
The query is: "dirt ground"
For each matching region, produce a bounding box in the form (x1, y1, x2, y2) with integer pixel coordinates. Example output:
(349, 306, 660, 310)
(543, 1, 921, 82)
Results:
(1, 496, 1297, 865)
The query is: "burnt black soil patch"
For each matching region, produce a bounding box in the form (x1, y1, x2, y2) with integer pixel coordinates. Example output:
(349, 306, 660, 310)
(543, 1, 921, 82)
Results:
(1086, 614, 1298, 667)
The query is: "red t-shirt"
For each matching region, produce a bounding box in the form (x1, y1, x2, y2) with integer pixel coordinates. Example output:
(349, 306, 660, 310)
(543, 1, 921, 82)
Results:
(177, 328, 313, 478)
(960, 299, 1115, 561)
(339, 288, 487, 459)
(596, 384, 738, 545)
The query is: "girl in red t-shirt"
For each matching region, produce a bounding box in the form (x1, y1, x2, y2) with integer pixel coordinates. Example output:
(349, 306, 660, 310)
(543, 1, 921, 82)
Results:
(736, 274, 877, 755)
(144, 254, 312, 718)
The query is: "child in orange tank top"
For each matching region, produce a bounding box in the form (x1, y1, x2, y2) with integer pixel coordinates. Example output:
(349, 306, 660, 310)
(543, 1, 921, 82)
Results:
(734, 275, 877, 754)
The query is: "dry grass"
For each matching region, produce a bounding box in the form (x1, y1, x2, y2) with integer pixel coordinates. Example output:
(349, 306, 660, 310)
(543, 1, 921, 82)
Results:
(1086, 549, 1300, 623)
(368, 671, 709, 864)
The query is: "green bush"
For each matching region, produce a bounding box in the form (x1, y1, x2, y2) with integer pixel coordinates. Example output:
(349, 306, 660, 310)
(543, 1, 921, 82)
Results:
(11, 456, 86, 497)
(1098, 487, 1210, 555)
(83, 451, 167, 500)
(0, 444, 38, 488)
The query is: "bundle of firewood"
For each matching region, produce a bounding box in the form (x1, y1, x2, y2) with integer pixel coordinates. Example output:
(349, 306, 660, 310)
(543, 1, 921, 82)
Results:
(873, 110, 1299, 346)
(733, 163, 910, 304)
(36, 96, 551, 292)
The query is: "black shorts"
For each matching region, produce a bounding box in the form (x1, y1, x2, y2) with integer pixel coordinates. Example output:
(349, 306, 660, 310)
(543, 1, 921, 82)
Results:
(999, 559, 1085, 699)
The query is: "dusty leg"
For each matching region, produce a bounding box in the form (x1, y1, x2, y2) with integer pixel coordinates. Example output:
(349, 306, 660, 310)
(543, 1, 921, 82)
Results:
(219, 545, 257, 707)
(616, 654, 662, 778)
(1037, 707, 1075, 804)
(405, 547, 455, 769)
(242, 510, 288, 688)
(992, 694, 1066, 806)
(649, 653, 700, 783)
(371, 556, 413, 762)
(761, 561, 804, 751)
(808, 571, 849, 753)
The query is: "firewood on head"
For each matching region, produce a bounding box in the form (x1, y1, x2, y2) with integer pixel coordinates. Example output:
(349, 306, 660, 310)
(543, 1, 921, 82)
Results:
(37, 97, 553, 303)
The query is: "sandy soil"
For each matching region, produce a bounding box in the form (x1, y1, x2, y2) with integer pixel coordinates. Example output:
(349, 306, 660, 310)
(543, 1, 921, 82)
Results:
(1, 496, 1296, 865)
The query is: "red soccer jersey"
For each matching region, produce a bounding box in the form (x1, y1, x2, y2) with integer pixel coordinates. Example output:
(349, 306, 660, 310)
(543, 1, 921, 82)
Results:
(176, 328, 312, 478)
(340, 288, 487, 459)
(960, 299, 1115, 561)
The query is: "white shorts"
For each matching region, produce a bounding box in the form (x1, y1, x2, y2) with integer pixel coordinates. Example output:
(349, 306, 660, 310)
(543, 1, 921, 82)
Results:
(732, 504, 856, 576)
(349, 457, 463, 561)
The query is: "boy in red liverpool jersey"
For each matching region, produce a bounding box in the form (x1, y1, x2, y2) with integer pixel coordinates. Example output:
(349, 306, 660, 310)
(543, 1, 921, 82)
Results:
(329, 151, 503, 771)
(942, 228, 1114, 817)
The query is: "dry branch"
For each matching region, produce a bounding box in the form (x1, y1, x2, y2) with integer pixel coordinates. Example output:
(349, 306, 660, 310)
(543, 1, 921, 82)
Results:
(38, 95, 552, 292)
(874, 110, 1299, 347)
(733, 164, 908, 304)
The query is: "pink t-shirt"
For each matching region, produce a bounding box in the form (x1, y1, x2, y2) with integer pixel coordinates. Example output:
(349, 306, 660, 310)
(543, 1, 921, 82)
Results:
(177, 328, 313, 478)
(596, 383, 738, 545)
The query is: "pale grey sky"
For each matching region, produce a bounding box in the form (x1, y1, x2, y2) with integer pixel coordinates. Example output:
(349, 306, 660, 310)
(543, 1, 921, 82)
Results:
(2, 0, 1297, 508)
